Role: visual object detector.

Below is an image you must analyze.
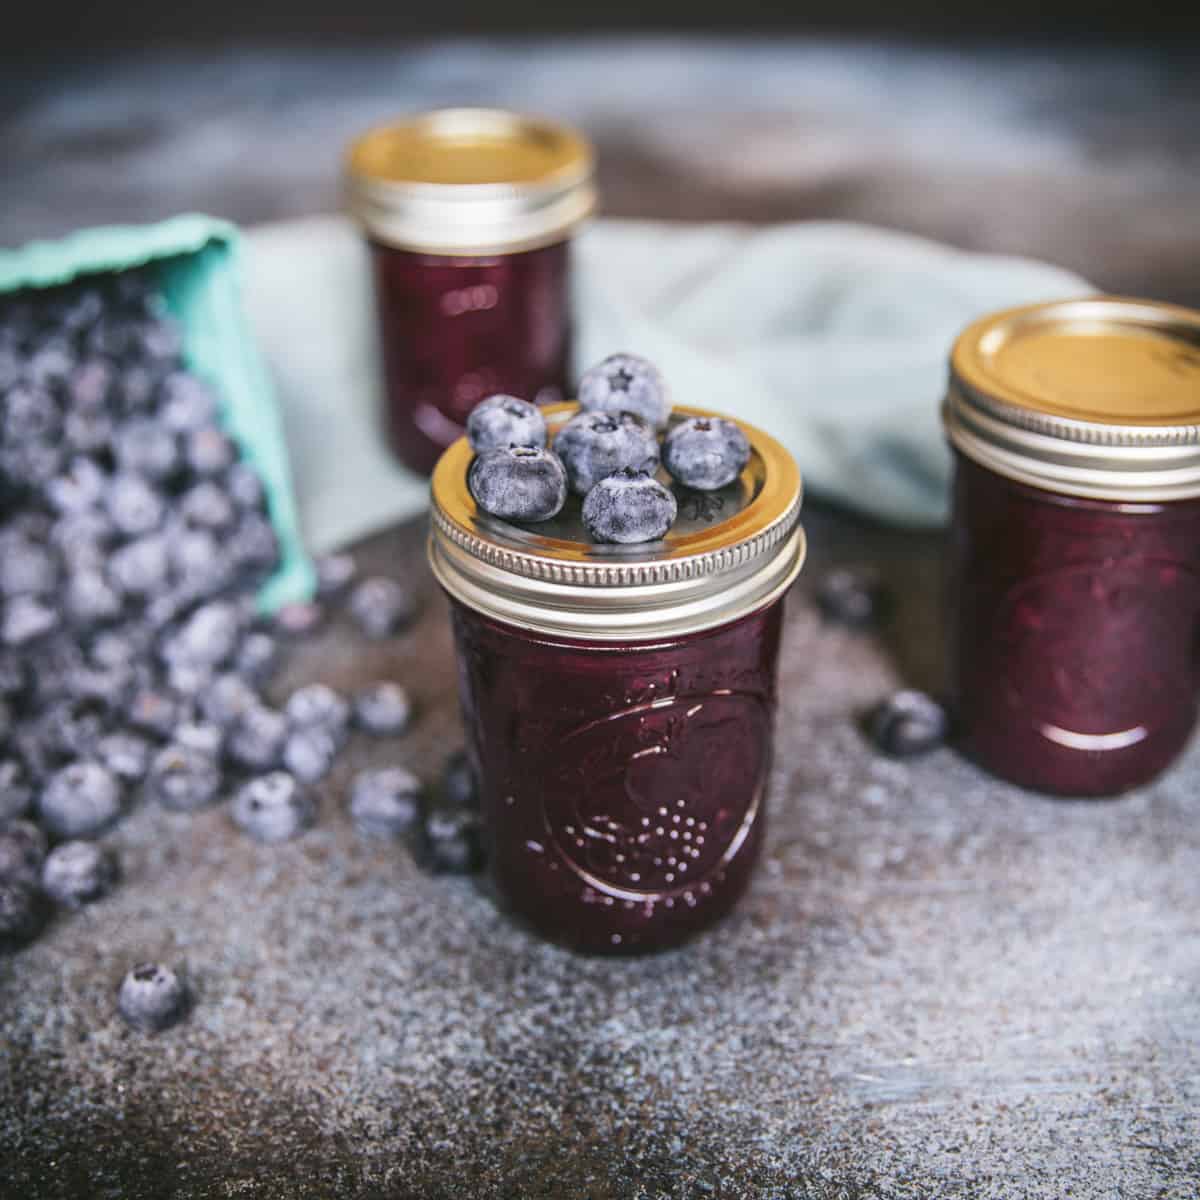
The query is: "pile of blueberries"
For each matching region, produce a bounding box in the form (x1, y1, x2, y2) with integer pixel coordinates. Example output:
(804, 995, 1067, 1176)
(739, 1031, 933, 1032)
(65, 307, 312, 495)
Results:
(0, 271, 480, 1030)
(465, 353, 752, 544)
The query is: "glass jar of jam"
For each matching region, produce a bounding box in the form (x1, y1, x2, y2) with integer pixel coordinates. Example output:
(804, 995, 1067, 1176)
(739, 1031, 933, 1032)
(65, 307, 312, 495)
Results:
(429, 404, 805, 952)
(346, 109, 595, 476)
(944, 297, 1200, 797)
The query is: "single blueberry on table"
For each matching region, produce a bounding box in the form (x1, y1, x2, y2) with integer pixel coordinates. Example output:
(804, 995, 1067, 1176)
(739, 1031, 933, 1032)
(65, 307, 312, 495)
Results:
(662, 416, 751, 492)
(466, 394, 548, 453)
(0, 820, 47, 887)
(37, 762, 123, 839)
(348, 578, 417, 641)
(350, 767, 422, 838)
(468, 446, 568, 523)
(815, 566, 888, 629)
(869, 690, 949, 758)
(417, 797, 485, 875)
(232, 771, 315, 843)
(0, 879, 42, 947)
(117, 962, 189, 1032)
(577, 353, 671, 431)
(282, 727, 339, 784)
(146, 744, 222, 812)
(226, 705, 288, 771)
(581, 468, 677, 545)
(41, 840, 119, 909)
(554, 409, 660, 496)
(354, 682, 413, 736)
(315, 553, 356, 597)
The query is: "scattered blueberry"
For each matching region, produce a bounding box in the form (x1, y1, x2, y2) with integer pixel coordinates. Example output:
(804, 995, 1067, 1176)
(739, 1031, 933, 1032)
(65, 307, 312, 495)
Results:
(662, 416, 751, 491)
(117, 962, 189, 1032)
(417, 797, 485, 875)
(466, 394, 548, 453)
(273, 601, 324, 639)
(443, 750, 479, 810)
(581, 468, 677, 545)
(285, 684, 350, 741)
(315, 553, 356, 597)
(227, 705, 288, 771)
(200, 673, 260, 729)
(232, 772, 314, 843)
(467, 446, 567, 523)
(578, 353, 671, 430)
(350, 767, 422, 838)
(0, 879, 42, 947)
(95, 731, 153, 783)
(348, 578, 417, 641)
(282, 727, 339, 784)
(41, 840, 118, 908)
(869, 690, 949, 758)
(37, 762, 123, 838)
(0, 820, 47, 887)
(354, 682, 412, 736)
(815, 566, 888, 629)
(554, 409, 660, 496)
(146, 744, 222, 812)
(233, 632, 278, 685)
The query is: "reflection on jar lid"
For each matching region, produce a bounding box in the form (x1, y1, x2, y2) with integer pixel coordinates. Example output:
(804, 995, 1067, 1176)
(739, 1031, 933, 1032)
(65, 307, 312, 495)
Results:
(945, 297, 1200, 502)
(345, 109, 596, 256)
(428, 403, 805, 641)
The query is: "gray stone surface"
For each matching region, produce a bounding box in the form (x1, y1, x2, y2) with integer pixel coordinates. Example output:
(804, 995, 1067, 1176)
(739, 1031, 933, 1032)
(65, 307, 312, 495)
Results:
(2, 509, 1198, 1198)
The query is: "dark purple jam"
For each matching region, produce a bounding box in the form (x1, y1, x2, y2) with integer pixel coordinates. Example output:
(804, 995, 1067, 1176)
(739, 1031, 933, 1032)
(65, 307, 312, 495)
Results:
(947, 451, 1200, 796)
(450, 598, 786, 953)
(368, 240, 571, 475)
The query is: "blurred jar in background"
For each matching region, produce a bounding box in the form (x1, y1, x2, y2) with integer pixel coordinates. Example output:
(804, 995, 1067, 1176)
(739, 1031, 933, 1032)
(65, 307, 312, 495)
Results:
(346, 108, 595, 475)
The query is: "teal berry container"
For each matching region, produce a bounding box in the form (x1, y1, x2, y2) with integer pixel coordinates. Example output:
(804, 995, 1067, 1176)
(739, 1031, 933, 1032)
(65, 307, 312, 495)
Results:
(0, 214, 314, 611)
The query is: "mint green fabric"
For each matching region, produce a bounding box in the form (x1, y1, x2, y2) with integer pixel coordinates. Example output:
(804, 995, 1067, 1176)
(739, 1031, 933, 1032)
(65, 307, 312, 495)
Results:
(0, 215, 314, 610)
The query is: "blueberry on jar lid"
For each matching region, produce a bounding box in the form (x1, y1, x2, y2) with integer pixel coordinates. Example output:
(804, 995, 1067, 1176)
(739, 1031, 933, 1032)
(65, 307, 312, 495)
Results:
(466, 394, 547, 453)
(662, 416, 751, 492)
(581, 468, 677, 545)
(578, 353, 671, 431)
(554, 409, 660, 496)
(468, 446, 567, 523)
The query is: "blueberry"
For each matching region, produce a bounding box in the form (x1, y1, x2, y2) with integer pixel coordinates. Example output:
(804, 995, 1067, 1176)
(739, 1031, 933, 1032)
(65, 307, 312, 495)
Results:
(349, 767, 422, 838)
(51, 510, 115, 567)
(348, 578, 416, 640)
(0, 820, 47, 886)
(225, 462, 265, 511)
(232, 772, 314, 843)
(0, 760, 34, 824)
(37, 697, 108, 762)
(185, 427, 237, 476)
(282, 727, 339, 784)
(554, 409, 660, 496)
(38, 762, 123, 838)
(273, 600, 324, 639)
(159, 372, 218, 432)
(67, 359, 114, 413)
(64, 408, 116, 455)
(869, 690, 949, 758)
(235, 633, 278, 685)
(45, 456, 108, 514)
(179, 481, 236, 531)
(662, 416, 751, 492)
(443, 749, 479, 810)
(581, 468, 677, 545)
(174, 721, 224, 757)
(815, 566, 888, 629)
(171, 529, 225, 587)
(117, 962, 189, 1032)
(91, 627, 151, 669)
(0, 439, 63, 490)
(3, 383, 61, 442)
(417, 797, 485, 875)
(0, 650, 26, 696)
(199, 673, 260, 729)
(0, 879, 42, 946)
(228, 514, 280, 571)
(314, 553, 356, 597)
(466, 394, 548, 453)
(41, 840, 118, 908)
(64, 570, 124, 627)
(108, 534, 170, 597)
(467, 446, 567, 523)
(104, 473, 165, 537)
(95, 731, 153, 782)
(113, 417, 179, 481)
(285, 684, 350, 737)
(354, 682, 412, 736)
(227, 705, 287, 771)
(26, 337, 74, 390)
(115, 364, 157, 414)
(578, 353, 670, 431)
(128, 688, 180, 740)
(2, 596, 59, 646)
(160, 602, 240, 670)
(0, 539, 58, 597)
(146, 744, 222, 812)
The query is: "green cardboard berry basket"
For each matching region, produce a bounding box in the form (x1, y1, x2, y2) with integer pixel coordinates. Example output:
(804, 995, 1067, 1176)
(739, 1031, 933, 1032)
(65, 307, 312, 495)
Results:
(0, 214, 314, 610)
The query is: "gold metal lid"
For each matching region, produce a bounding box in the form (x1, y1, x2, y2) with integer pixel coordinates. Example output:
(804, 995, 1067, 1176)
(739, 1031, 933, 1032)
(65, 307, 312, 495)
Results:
(428, 403, 805, 640)
(345, 108, 596, 256)
(944, 296, 1200, 502)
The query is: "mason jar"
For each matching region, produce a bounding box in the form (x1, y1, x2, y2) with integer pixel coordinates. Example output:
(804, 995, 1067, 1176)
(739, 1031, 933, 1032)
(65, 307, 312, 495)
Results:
(346, 108, 595, 475)
(944, 296, 1200, 797)
(428, 404, 805, 952)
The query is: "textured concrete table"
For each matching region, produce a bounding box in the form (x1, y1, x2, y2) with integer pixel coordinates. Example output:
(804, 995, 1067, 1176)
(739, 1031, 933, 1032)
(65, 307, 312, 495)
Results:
(2, 40, 1199, 1199)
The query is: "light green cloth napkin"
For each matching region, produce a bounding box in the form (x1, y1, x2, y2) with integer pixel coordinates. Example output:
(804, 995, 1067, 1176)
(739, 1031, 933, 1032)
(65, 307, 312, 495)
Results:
(242, 214, 1090, 552)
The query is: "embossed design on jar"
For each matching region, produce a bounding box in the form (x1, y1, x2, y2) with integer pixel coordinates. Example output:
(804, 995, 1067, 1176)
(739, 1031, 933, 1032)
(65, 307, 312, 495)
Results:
(541, 692, 769, 901)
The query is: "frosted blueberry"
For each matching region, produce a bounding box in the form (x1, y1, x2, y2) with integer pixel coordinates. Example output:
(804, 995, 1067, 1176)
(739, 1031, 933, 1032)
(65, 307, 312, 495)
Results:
(45, 456, 107, 514)
(417, 797, 484, 875)
(2, 596, 59, 646)
(662, 416, 751, 491)
(554, 409, 660, 496)
(51, 510, 115, 568)
(146, 744, 222, 812)
(467, 446, 567, 523)
(0, 820, 47, 886)
(64, 570, 124, 627)
(104, 473, 165, 537)
(95, 731, 153, 782)
(581, 469, 677, 545)
(108, 534, 170, 596)
(0, 760, 34, 824)
(815, 566, 887, 629)
(113, 417, 179, 481)
(225, 462, 265, 511)
(128, 688, 180, 740)
(232, 771, 314, 843)
(0, 539, 58, 597)
(0, 879, 42, 946)
(117, 962, 189, 1032)
(228, 514, 280, 570)
(200, 674, 259, 729)
(350, 767, 422, 838)
(348, 578, 417, 640)
(179, 481, 236, 531)
(578, 353, 670, 430)
(227, 705, 288, 771)
(38, 763, 123, 838)
(164, 661, 214, 700)
(466, 394, 547, 453)
(314, 553, 356, 597)
(160, 602, 240, 670)
(869, 690, 949, 758)
(285, 684, 350, 741)
(41, 840, 118, 909)
(64, 408, 115, 455)
(282, 727, 339, 784)
(354, 682, 412, 736)
(173, 722, 224, 757)
(234, 633, 278, 685)
(3, 384, 60, 443)
(160, 372, 218, 432)
(67, 359, 113, 413)
(185, 426, 237, 476)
